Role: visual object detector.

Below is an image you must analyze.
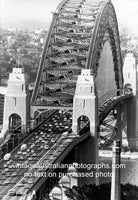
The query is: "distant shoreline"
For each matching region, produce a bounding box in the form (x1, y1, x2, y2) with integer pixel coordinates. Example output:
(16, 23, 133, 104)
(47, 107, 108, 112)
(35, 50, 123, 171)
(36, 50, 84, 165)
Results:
(99, 150, 138, 160)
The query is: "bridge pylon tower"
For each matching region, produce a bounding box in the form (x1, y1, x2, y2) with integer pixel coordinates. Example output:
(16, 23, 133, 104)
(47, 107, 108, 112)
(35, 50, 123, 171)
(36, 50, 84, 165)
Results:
(123, 53, 138, 150)
(72, 69, 98, 186)
(72, 69, 98, 134)
(1, 67, 30, 138)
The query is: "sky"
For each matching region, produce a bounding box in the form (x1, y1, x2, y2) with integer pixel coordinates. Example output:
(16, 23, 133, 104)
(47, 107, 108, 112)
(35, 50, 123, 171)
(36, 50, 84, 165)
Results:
(112, 0, 138, 35)
(1, 0, 61, 29)
(1, 0, 138, 34)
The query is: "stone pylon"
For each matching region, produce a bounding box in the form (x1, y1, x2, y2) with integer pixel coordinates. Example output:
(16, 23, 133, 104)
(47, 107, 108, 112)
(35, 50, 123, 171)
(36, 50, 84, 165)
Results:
(72, 69, 99, 186)
(1, 67, 30, 138)
(123, 53, 138, 150)
(72, 69, 98, 135)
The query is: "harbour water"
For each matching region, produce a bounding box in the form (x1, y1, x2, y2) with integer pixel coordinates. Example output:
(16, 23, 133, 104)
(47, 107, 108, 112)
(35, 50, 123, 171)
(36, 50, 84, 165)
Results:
(99, 158, 138, 186)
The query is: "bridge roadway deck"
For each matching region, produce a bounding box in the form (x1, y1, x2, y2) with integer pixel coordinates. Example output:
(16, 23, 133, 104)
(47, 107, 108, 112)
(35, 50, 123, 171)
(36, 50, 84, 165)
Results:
(0, 93, 132, 199)
(0, 110, 89, 200)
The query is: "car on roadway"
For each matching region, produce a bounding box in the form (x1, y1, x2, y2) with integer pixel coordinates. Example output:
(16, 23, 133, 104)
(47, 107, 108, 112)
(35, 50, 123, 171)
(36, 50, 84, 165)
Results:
(11, 172, 17, 177)
(31, 149, 35, 153)
(39, 137, 43, 141)
(26, 148, 30, 152)
(3, 163, 8, 168)
(17, 183, 24, 187)
(3, 180, 10, 185)
(44, 145, 49, 150)
(1, 170, 6, 175)
(40, 144, 44, 148)
(18, 151, 22, 155)
(8, 189, 16, 196)
(30, 144, 35, 148)
(62, 131, 68, 136)
(7, 160, 13, 165)
(51, 138, 56, 143)
(46, 134, 51, 137)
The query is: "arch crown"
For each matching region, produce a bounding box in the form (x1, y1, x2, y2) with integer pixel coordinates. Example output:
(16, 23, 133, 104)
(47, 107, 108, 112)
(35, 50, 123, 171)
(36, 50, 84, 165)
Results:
(31, 0, 123, 108)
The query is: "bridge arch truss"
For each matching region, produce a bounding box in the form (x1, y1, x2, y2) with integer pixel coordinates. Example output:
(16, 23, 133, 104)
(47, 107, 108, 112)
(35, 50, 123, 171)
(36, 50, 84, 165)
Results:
(31, 0, 123, 108)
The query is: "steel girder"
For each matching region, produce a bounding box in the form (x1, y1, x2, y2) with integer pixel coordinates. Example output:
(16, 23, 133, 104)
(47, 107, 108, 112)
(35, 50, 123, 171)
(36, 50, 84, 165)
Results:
(31, 0, 123, 108)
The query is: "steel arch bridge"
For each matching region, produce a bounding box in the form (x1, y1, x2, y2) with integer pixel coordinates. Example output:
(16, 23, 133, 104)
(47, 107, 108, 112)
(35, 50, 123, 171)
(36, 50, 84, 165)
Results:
(0, 0, 135, 199)
(31, 0, 123, 110)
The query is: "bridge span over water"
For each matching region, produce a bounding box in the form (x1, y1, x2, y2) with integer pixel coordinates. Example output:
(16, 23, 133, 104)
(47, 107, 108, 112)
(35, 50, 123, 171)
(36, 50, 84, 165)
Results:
(0, 0, 138, 199)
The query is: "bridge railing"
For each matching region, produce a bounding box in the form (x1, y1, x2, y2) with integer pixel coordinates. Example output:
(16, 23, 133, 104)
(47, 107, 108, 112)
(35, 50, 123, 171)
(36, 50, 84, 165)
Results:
(0, 122, 22, 146)
(98, 87, 133, 106)
(98, 89, 124, 106)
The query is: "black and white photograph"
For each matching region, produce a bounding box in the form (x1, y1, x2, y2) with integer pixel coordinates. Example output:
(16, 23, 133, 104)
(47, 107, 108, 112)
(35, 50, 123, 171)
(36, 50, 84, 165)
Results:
(0, 0, 138, 199)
